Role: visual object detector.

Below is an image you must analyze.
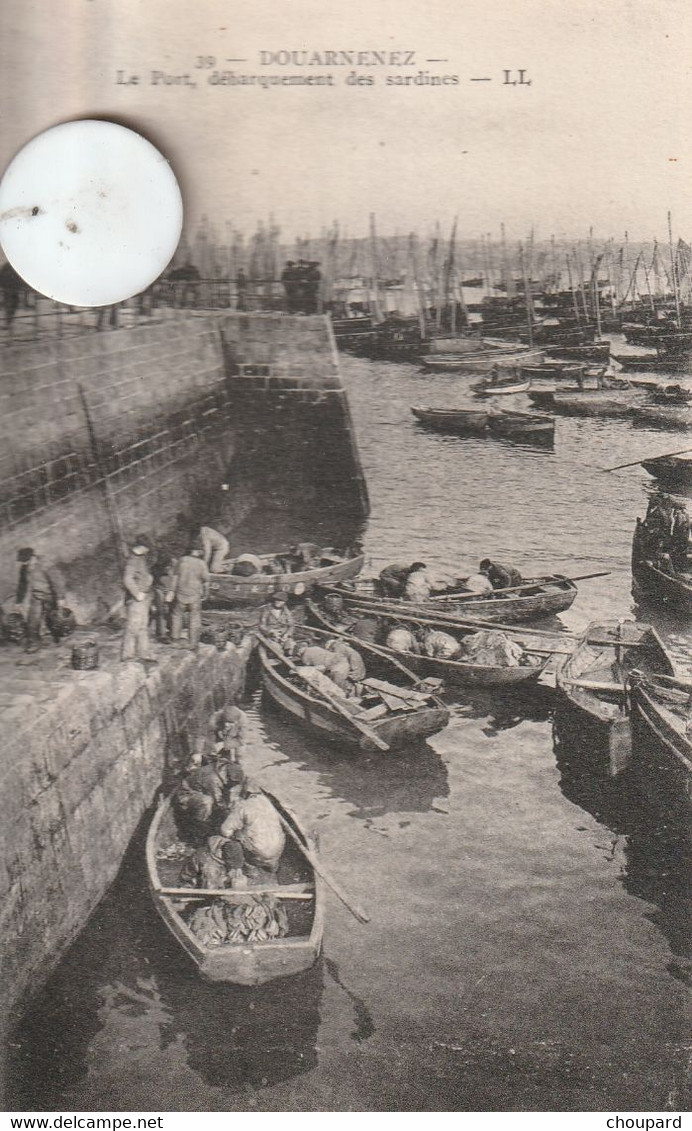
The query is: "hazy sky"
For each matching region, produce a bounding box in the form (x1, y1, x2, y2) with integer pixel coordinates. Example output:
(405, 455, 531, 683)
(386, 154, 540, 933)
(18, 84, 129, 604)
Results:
(1, 0, 692, 244)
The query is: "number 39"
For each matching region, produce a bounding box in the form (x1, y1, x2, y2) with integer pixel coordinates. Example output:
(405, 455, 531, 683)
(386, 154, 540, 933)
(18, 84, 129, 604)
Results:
(195, 56, 216, 68)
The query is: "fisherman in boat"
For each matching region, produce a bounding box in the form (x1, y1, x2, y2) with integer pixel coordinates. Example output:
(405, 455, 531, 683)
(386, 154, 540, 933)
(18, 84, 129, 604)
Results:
(230, 552, 263, 577)
(404, 564, 433, 601)
(669, 505, 691, 571)
(479, 559, 524, 591)
(199, 525, 230, 573)
(220, 776, 287, 876)
(462, 569, 494, 595)
(422, 629, 462, 659)
(175, 747, 245, 842)
(385, 626, 420, 655)
(258, 590, 295, 645)
(324, 637, 367, 692)
(378, 561, 428, 598)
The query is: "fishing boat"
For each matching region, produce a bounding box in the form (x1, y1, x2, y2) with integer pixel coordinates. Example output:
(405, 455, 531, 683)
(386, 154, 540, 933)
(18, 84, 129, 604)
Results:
(411, 405, 554, 443)
(420, 347, 544, 373)
(519, 362, 587, 382)
(551, 387, 641, 418)
(611, 353, 687, 374)
(547, 343, 612, 363)
(146, 791, 325, 984)
(556, 620, 676, 776)
(207, 550, 365, 605)
(526, 387, 557, 409)
(628, 672, 692, 823)
(631, 401, 692, 429)
(258, 626, 449, 752)
(640, 454, 692, 490)
(631, 517, 692, 611)
(471, 376, 531, 397)
(307, 597, 550, 689)
(318, 572, 577, 626)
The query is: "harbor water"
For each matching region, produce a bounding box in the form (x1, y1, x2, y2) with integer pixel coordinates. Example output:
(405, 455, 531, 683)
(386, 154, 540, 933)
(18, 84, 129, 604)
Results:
(6, 341, 691, 1112)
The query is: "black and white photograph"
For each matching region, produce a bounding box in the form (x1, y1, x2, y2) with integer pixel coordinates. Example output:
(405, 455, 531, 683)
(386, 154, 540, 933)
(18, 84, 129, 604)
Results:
(0, 0, 689, 1117)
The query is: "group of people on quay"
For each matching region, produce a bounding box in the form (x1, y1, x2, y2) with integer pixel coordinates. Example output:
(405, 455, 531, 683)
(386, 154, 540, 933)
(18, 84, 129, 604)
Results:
(280, 259, 322, 314)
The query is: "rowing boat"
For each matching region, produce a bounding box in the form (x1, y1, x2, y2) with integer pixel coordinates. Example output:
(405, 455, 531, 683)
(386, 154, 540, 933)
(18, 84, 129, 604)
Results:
(628, 672, 692, 823)
(420, 348, 544, 373)
(631, 403, 692, 429)
(258, 625, 449, 751)
(411, 405, 554, 443)
(555, 620, 675, 776)
(611, 354, 687, 374)
(551, 388, 641, 417)
(640, 454, 692, 489)
(207, 551, 365, 605)
(318, 572, 577, 626)
(631, 517, 692, 611)
(306, 598, 550, 689)
(146, 791, 325, 984)
(471, 377, 531, 397)
(547, 343, 612, 363)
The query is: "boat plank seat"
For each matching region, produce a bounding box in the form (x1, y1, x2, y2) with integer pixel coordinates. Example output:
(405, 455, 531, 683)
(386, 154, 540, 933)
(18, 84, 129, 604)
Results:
(159, 883, 315, 900)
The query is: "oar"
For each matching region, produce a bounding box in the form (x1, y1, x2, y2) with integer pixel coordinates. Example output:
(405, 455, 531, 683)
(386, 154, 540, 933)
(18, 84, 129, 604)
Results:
(603, 445, 692, 473)
(275, 810, 371, 924)
(329, 597, 576, 643)
(426, 571, 611, 601)
(256, 632, 390, 752)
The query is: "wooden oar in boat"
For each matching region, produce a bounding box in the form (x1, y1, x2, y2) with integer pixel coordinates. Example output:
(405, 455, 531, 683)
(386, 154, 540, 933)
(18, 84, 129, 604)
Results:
(603, 446, 692, 473)
(275, 809, 371, 924)
(426, 571, 611, 602)
(257, 632, 390, 752)
(158, 884, 314, 900)
(334, 598, 576, 644)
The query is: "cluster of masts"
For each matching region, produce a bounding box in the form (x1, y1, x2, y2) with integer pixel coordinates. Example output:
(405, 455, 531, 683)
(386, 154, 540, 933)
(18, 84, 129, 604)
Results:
(173, 211, 692, 330)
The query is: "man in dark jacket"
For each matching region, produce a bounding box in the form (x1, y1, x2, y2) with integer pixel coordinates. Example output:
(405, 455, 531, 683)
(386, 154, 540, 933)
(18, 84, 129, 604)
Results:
(16, 547, 66, 653)
(479, 558, 523, 590)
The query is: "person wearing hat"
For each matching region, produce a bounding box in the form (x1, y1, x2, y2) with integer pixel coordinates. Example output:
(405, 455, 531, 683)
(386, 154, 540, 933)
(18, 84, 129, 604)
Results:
(121, 534, 157, 663)
(258, 590, 294, 645)
(479, 558, 523, 592)
(170, 545, 209, 650)
(15, 547, 66, 653)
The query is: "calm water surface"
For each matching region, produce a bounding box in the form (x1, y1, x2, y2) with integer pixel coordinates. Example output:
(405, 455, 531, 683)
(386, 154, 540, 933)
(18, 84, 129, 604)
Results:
(7, 341, 691, 1112)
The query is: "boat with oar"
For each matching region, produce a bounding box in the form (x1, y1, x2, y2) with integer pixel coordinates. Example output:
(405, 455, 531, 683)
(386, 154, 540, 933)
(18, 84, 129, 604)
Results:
(410, 405, 554, 444)
(257, 627, 450, 752)
(318, 571, 584, 626)
(640, 454, 692, 489)
(146, 790, 326, 984)
(207, 549, 365, 605)
(631, 517, 692, 611)
(555, 620, 676, 776)
(546, 342, 612, 364)
(627, 671, 692, 824)
(306, 597, 552, 690)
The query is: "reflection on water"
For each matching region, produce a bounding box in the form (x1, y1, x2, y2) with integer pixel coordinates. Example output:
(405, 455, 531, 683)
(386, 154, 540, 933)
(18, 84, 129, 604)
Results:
(7, 340, 692, 1112)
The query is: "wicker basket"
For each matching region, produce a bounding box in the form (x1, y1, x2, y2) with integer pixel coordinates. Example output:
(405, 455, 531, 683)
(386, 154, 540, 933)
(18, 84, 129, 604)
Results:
(71, 640, 100, 670)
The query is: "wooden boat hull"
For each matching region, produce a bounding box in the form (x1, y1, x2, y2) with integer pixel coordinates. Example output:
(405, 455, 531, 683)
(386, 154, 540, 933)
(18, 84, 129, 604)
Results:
(629, 680, 692, 824)
(552, 391, 640, 417)
(612, 354, 686, 374)
(473, 381, 531, 397)
(632, 518, 692, 611)
(631, 404, 692, 429)
(320, 574, 577, 626)
(208, 554, 365, 605)
(411, 406, 554, 443)
(411, 406, 490, 434)
(146, 794, 325, 985)
(547, 343, 612, 363)
(640, 456, 692, 489)
(421, 349, 544, 373)
(307, 599, 549, 689)
(259, 647, 449, 752)
(556, 620, 676, 776)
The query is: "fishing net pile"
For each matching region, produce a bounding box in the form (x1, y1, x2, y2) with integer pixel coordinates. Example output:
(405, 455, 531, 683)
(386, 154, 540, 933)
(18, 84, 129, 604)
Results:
(460, 630, 527, 667)
(186, 895, 289, 946)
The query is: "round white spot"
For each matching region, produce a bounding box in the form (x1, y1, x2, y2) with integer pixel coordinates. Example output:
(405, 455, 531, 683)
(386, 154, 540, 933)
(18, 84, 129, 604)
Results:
(0, 120, 183, 306)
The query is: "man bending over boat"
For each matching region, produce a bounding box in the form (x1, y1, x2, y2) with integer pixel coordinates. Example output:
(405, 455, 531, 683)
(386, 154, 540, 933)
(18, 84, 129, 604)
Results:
(220, 777, 286, 876)
(479, 559, 523, 591)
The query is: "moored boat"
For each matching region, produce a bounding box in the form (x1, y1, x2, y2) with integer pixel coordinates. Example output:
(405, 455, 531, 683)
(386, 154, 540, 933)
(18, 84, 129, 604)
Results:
(318, 571, 577, 626)
(547, 343, 612, 363)
(411, 405, 554, 444)
(555, 620, 676, 776)
(258, 625, 450, 752)
(640, 454, 692, 490)
(411, 405, 491, 434)
(631, 402, 692, 429)
(307, 597, 550, 690)
(146, 791, 325, 985)
(628, 672, 692, 824)
(611, 353, 687, 374)
(471, 376, 531, 397)
(207, 550, 365, 605)
(631, 517, 692, 611)
(551, 388, 641, 417)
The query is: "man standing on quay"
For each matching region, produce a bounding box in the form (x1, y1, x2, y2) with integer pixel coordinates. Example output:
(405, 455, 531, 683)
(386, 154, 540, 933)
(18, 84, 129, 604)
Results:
(171, 545, 209, 651)
(121, 534, 157, 664)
